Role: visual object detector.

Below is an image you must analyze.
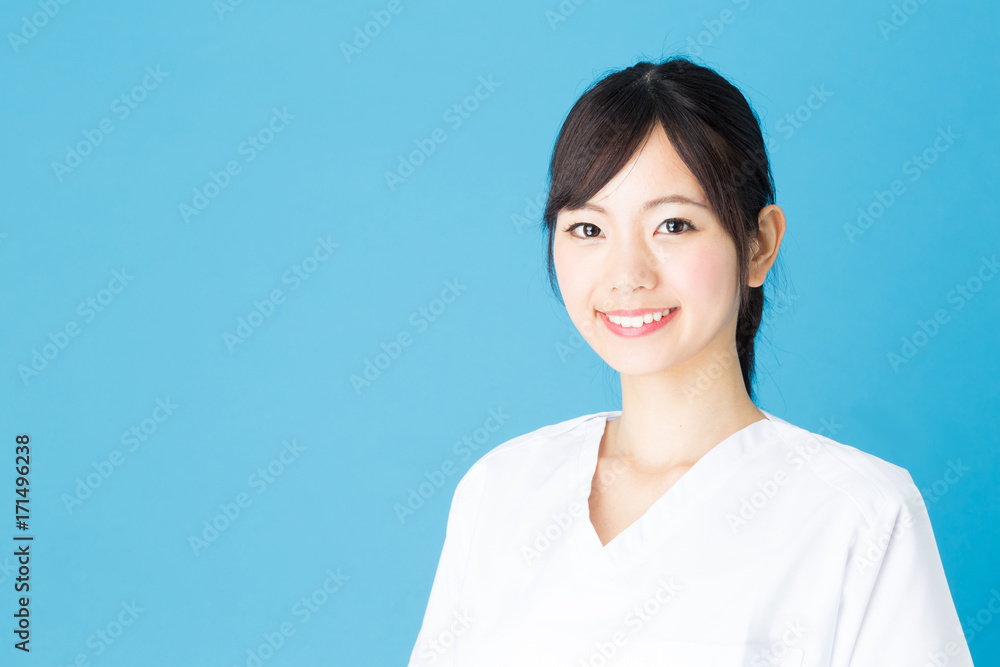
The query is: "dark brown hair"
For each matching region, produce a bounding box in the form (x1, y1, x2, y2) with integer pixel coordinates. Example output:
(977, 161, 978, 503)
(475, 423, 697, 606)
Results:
(541, 56, 777, 400)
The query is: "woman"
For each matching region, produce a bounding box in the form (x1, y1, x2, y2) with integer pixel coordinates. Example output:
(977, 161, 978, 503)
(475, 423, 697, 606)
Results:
(408, 57, 972, 667)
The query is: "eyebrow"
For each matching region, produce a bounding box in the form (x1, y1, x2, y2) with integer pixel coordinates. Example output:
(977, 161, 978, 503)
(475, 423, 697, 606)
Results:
(571, 194, 709, 215)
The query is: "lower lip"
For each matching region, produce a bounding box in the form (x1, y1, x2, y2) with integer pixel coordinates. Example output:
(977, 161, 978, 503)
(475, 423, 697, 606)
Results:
(599, 308, 678, 338)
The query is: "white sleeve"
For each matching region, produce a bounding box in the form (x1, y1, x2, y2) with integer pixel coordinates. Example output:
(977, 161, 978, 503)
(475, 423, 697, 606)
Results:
(407, 462, 486, 667)
(840, 473, 974, 667)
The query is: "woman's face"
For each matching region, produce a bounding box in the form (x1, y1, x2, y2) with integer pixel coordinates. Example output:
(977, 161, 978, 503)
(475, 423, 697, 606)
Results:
(552, 123, 744, 378)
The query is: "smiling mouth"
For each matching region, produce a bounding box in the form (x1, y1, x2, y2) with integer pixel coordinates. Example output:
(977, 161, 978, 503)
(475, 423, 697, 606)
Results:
(600, 307, 677, 329)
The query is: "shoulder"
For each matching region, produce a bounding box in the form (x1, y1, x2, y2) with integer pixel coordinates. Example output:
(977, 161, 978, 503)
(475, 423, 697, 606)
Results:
(451, 410, 607, 499)
(761, 410, 924, 528)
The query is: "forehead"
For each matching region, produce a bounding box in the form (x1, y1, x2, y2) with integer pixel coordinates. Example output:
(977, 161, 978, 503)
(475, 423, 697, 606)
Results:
(575, 123, 707, 214)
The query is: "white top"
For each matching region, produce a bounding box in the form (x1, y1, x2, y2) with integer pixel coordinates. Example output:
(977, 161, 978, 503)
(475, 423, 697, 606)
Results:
(408, 410, 974, 667)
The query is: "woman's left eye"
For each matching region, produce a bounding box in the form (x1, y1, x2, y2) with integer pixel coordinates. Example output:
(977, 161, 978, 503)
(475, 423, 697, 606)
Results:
(658, 218, 694, 234)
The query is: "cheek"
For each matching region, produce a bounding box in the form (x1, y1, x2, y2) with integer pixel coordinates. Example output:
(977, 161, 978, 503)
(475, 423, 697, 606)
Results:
(553, 242, 595, 322)
(554, 245, 582, 296)
(667, 241, 738, 311)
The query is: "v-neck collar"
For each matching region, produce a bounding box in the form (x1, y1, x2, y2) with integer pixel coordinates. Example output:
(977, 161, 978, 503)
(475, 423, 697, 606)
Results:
(570, 409, 779, 570)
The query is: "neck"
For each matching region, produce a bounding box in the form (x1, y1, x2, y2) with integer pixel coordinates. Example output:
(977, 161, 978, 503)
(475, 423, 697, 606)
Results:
(606, 344, 765, 473)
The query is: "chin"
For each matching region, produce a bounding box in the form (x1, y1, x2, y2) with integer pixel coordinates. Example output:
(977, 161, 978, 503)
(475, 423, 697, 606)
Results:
(601, 351, 682, 378)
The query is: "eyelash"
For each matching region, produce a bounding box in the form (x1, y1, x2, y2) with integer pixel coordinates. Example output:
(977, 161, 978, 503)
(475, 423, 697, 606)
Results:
(561, 218, 696, 239)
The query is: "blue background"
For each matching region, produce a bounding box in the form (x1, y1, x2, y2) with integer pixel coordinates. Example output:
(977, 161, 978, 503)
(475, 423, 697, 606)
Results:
(1, 0, 997, 664)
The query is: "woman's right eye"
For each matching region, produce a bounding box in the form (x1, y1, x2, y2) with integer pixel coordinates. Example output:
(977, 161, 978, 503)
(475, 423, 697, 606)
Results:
(562, 222, 603, 238)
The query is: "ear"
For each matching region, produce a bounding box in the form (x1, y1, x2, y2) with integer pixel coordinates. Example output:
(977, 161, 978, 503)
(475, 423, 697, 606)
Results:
(748, 205, 786, 288)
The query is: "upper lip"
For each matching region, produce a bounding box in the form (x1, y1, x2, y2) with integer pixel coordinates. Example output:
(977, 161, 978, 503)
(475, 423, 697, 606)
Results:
(600, 307, 676, 317)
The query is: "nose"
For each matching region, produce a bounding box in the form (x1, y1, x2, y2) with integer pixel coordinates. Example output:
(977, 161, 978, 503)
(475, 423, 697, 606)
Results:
(607, 232, 659, 294)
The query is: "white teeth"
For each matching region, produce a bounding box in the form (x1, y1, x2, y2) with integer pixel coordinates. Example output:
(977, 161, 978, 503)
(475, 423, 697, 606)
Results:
(606, 308, 673, 328)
